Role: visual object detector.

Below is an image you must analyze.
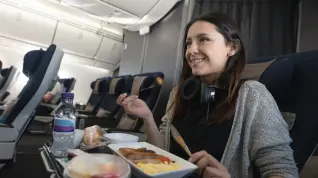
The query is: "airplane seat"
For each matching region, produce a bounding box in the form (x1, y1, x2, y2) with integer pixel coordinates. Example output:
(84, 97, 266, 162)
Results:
(95, 75, 132, 119)
(53, 77, 76, 104)
(77, 75, 132, 129)
(27, 77, 77, 134)
(62, 78, 76, 92)
(78, 77, 111, 115)
(253, 50, 318, 172)
(116, 72, 164, 131)
(0, 44, 63, 169)
(0, 66, 18, 101)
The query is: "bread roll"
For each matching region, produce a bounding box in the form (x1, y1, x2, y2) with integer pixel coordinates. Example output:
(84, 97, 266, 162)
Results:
(82, 125, 104, 146)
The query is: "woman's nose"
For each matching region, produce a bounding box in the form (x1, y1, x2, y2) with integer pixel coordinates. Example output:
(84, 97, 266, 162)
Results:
(188, 42, 199, 54)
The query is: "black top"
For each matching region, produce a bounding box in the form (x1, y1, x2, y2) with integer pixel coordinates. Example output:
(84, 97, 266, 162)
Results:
(169, 104, 233, 162)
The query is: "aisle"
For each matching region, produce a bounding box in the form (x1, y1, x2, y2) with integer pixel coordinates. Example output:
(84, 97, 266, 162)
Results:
(0, 133, 52, 178)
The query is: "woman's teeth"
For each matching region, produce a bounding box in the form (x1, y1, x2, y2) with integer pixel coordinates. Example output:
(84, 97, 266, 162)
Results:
(193, 58, 204, 63)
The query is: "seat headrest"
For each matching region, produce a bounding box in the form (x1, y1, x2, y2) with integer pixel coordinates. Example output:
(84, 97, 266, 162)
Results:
(91, 78, 109, 94)
(259, 58, 295, 107)
(62, 78, 75, 89)
(241, 59, 275, 80)
(131, 76, 155, 95)
(131, 73, 164, 95)
(90, 81, 96, 90)
(23, 49, 45, 77)
(135, 72, 164, 78)
(1, 66, 13, 77)
(109, 77, 130, 95)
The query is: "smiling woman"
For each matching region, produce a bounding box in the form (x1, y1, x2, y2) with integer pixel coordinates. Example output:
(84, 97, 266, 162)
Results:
(185, 22, 239, 78)
(117, 12, 299, 178)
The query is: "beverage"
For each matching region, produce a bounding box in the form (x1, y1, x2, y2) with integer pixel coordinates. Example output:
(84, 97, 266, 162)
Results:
(51, 92, 77, 157)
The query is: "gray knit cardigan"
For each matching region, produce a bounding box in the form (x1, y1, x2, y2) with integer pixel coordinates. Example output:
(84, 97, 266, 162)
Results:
(158, 80, 299, 178)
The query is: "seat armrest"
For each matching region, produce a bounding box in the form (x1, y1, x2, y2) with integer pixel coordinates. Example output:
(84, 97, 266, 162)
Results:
(77, 113, 97, 118)
(78, 110, 95, 115)
(75, 102, 86, 110)
(40, 103, 58, 110)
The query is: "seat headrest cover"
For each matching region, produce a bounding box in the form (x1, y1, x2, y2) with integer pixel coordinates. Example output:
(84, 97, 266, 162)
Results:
(241, 59, 275, 80)
(93, 80, 101, 94)
(23, 49, 45, 77)
(131, 76, 154, 95)
(109, 78, 120, 94)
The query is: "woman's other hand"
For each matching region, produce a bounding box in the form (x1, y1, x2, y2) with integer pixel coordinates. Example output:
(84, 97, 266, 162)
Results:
(117, 93, 153, 121)
(189, 151, 230, 178)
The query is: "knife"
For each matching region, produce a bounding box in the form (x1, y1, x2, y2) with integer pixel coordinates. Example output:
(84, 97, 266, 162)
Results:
(170, 125, 192, 157)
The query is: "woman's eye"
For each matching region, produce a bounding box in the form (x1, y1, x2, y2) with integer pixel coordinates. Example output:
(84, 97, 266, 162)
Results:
(200, 37, 210, 42)
(186, 41, 192, 47)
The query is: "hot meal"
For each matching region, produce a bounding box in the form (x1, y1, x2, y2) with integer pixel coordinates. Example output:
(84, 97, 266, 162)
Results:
(119, 147, 180, 174)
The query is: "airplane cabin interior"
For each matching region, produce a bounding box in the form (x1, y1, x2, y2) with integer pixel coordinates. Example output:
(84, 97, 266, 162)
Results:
(0, 0, 317, 177)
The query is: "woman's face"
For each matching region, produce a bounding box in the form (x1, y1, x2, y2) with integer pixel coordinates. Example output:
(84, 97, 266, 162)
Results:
(185, 21, 236, 78)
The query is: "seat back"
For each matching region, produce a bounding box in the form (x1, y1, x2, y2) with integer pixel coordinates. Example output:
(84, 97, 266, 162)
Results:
(84, 77, 110, 113)
(52, 78, 76, 104)
(0, 44, 63, 165)
(116, 72, 164, 131)
(95, 75, 132, 119)
(1, 44, 63, 135)
(62, 78, 76, 92)
(256, 50, 318, 171)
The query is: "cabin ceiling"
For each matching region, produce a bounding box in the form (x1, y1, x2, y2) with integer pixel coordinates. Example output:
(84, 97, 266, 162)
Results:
(50, 0, 181, 32)
(0, 0, 181, 71)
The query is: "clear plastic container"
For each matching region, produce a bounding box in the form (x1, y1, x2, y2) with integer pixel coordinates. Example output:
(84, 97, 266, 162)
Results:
(80, 125, 110, 150)
(65, 154, 131, 178)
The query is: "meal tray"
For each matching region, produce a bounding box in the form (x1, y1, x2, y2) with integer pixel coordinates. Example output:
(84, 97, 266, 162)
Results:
(108, 142, 197, 178)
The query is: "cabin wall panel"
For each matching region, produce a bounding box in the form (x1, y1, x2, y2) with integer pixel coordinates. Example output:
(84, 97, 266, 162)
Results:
(119, 31, 144, 75)
(119, 1, 186, 125)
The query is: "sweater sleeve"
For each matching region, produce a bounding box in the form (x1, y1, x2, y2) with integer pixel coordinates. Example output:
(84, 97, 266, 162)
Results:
(248, 82, 299, 178)
(159, 88, 176, 137)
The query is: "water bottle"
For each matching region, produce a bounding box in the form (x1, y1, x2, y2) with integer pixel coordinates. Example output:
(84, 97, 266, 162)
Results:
(51, 92, 77, 157)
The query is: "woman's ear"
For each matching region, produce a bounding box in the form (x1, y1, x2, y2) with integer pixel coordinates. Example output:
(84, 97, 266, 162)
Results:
(228, 39, 241, 56)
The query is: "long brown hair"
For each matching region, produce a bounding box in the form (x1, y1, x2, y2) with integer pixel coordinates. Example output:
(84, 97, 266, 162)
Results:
(169, 12, 247, 124)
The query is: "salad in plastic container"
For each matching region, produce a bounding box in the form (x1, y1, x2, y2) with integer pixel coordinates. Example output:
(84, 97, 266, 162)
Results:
(65, 154, 131, 178)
